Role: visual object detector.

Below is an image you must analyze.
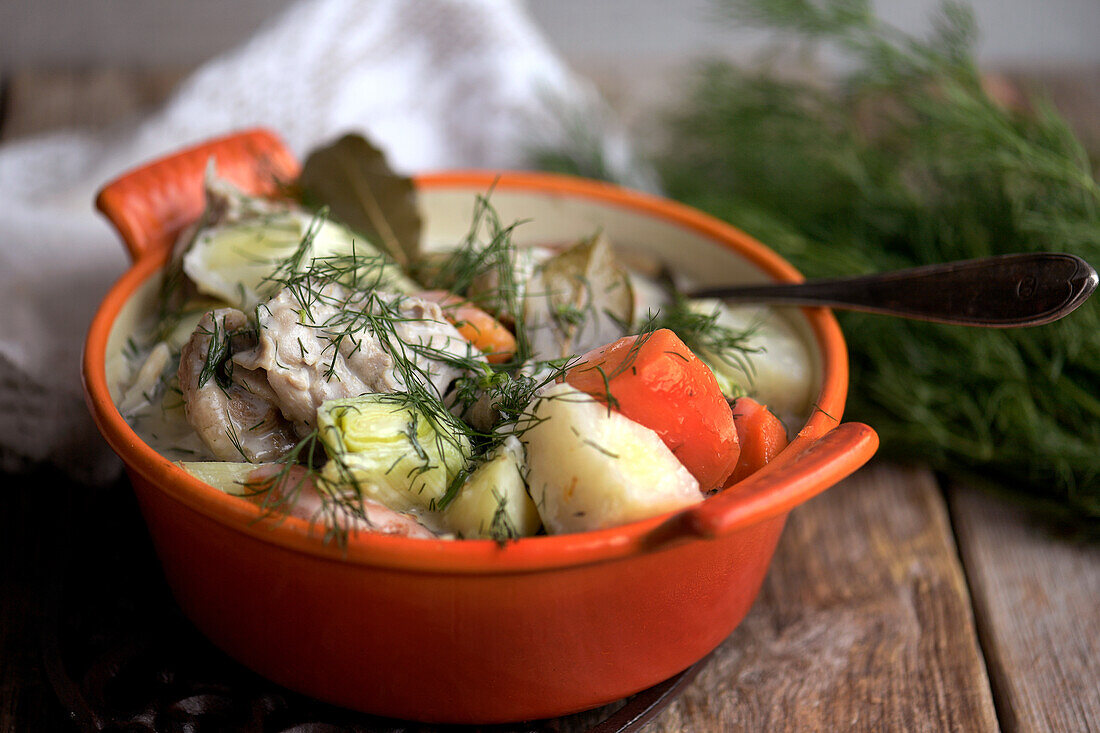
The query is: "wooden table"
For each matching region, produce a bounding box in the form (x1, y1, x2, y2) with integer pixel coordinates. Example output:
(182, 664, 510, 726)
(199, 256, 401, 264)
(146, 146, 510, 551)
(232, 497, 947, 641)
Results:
(2, 69, 1098, 732)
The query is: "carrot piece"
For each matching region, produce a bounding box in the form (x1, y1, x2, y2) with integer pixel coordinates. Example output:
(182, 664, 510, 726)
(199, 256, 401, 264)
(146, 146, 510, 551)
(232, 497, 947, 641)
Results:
(728, 397, 790, 484)
(417, 290, 517, 364)
(565, 329, 740, 491)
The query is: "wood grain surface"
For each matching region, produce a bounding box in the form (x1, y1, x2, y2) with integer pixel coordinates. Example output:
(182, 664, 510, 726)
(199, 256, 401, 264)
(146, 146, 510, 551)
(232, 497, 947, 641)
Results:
(655, 463, 998, 732)
(2, 67, 1099, 733)
(950, 481, 1100, 733)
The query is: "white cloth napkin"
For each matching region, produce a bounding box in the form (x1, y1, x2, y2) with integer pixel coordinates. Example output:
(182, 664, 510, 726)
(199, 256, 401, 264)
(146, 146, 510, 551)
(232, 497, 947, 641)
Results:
(0, 0, 641, 484)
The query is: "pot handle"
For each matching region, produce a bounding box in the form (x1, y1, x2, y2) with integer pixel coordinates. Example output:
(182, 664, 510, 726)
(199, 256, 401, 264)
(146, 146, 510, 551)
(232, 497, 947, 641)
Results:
(652, 422, 878, 543)
(95, 128, 300, 262)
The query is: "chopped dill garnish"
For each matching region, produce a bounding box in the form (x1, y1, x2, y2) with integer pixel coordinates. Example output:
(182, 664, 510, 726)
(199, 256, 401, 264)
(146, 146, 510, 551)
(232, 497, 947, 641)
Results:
(419, 193, 535, 364)
(197, 315, 229, 389)
(403, 413, 429, 462)
(554, 303, 587, 328)
(571, 426, 620, 459)
(488, 488, 520, 544)
(224, 421, 250, 463)
(430, 466, 472, 513)
(122, 336, 140, 363)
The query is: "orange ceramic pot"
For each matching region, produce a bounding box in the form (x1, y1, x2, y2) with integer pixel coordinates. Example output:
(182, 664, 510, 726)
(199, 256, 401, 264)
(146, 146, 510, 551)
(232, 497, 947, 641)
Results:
(83, 129, 878, 723)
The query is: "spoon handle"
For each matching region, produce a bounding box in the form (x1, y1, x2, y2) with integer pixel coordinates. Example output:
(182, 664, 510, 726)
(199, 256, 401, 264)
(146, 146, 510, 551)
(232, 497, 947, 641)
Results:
(689, 252, 1098, 327)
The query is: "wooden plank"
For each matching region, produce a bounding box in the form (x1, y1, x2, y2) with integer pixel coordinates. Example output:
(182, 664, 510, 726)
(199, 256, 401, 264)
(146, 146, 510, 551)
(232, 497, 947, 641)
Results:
(949, 481, 1100, 732)
(650, 462, 999, 732)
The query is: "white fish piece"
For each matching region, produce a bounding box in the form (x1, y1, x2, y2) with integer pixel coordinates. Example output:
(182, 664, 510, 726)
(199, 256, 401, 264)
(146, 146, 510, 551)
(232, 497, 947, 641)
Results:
(177, 309, 298, 462)
(234, 283, 483, 434)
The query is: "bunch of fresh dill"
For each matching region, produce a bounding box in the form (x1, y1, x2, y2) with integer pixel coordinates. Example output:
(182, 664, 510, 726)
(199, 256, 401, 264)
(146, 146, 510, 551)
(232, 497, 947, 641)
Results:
(538, 0, 1100, 536)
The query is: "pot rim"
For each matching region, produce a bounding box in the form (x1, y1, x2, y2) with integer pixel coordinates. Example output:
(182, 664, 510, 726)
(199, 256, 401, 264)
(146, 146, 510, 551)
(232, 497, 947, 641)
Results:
(83, 166, 856, 574)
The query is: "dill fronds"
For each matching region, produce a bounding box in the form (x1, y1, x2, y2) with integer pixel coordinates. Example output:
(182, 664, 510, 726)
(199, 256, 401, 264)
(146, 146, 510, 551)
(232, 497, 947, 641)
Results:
(652, 0, 1100, 536)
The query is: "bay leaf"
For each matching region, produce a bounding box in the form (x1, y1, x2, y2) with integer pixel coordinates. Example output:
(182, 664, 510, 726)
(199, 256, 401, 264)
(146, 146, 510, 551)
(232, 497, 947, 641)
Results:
(298, 133, 421, 267)
(524, 233, 634, 360)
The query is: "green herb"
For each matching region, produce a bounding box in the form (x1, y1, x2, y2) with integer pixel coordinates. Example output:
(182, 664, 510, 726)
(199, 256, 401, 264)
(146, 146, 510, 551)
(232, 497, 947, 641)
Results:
(420, 192, 535, 363)
(224, 421, 250, 463)
(649, 0, 1100, 536)
(196, 314, 229, 389)
(488, 488, 520, 544)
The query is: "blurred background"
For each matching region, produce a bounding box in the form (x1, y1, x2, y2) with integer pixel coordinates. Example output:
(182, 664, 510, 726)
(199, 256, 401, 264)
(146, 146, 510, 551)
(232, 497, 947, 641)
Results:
(2, 0, 1099, 140)
(5, 0, 1100, 68)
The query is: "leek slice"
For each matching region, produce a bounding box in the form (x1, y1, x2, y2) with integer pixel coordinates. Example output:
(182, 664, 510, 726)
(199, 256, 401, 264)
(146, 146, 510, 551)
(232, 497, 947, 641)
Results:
(179, 461, 270, 496)
(318, 395, 471, 513)
(183, 212, 415, 310)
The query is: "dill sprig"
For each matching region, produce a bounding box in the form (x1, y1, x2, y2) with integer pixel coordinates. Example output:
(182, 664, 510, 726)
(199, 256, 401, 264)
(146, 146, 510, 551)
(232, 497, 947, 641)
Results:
(196, 315, 229, 389)
(488, 488, 521, 544)
(650, 0, 1100, 536)
(420, 193, 535, 364)
(243, 429, 356, 547)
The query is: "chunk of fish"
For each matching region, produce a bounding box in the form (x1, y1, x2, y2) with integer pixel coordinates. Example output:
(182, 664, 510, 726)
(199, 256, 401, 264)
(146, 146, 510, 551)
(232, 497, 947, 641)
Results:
(178, 309, 298, 462)
(234, 283, 482, 434)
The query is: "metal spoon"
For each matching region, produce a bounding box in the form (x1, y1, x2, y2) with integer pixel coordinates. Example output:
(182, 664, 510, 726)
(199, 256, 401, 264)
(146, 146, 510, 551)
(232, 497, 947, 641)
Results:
(689, 252, 1098, 327)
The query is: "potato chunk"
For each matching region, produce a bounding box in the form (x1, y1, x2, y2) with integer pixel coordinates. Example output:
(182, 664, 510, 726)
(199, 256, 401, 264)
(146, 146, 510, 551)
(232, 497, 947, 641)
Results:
(444, 436, 541, 540)
(521, 383, 702, 534)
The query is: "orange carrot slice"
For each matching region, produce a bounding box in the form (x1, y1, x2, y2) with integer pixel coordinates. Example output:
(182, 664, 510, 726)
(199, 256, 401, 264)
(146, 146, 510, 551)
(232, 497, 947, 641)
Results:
(728, 397, 790, 484)
(565, 329, 740, 491)
(418, 290, 517, 364)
